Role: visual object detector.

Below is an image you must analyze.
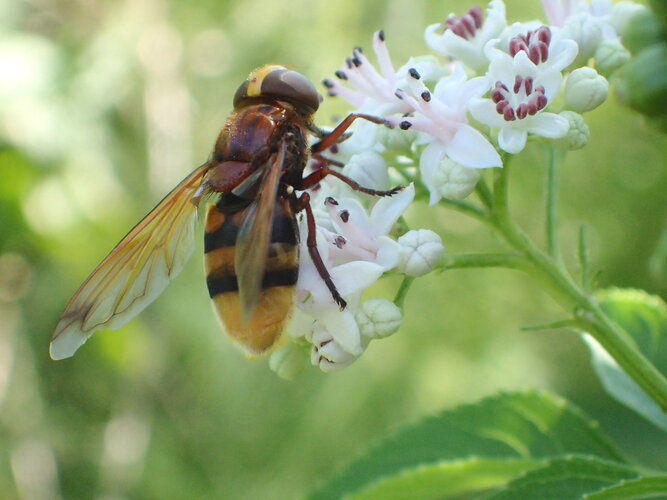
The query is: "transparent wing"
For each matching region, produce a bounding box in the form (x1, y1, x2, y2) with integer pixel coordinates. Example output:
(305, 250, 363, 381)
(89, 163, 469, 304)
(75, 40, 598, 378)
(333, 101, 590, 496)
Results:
(235, 142, 287, 323)
(50, 164, 209, 360)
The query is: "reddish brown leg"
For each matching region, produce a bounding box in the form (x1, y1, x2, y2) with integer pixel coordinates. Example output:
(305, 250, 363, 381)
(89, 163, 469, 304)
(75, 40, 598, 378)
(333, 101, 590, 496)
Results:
(295, 191, 346, 310)
(299, 167, 402, 197)
(311, 113, 393, 153)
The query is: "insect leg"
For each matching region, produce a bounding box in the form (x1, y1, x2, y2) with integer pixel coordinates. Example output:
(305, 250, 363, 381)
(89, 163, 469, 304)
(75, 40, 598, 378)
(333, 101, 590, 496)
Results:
(311, 113, 393, 153)
(299, 167, 402, 197)
(294, 191, 346, 310)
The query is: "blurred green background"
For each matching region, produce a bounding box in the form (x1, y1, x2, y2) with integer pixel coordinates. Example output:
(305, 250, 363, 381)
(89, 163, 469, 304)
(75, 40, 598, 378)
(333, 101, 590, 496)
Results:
(1, 0, 666, 499)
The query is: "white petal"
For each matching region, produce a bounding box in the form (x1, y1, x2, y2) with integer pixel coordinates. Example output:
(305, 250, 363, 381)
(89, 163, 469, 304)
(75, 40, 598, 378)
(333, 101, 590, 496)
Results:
(548, 38, 579, 71)
(469, 98, 506, 128)
(369, 183, 414, 235)
(445, 124, 502, 168)
(375, 236, 401, 270)
(538, 68, 564, 100)
(526, 112, 570, 138)
(513, 50, 539, 78)
(498, 127, 528, 154)
(419, 142, 448, 206)
(424, 23, 450, 54)
(318, 308, 363, 355)
(331, 261, 385, 297)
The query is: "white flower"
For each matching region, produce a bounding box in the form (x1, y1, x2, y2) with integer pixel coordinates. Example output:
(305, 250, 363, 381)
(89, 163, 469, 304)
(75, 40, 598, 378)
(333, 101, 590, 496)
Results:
(469, 50, 569, 154)
(323, 30, 413, 116)
(425, 0, 507, 73)
(564, 67, 608, 112)
(388, 64, 501, 173)
(309, 320, 363, 372)
(397, 229, 444, 277)
(293, 185, 415, 356)
(422, 156, 481, 204)
(356, 299, 402, 339)
(485, 25, 578, 73)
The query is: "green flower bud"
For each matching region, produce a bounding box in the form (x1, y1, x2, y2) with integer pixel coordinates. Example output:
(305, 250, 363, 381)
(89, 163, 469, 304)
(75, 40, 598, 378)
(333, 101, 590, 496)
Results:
(356, 299, 402, 339)
(615, 42, 667, 117)
(565, 67, 609, 112)
(595, 40, 630, 77)
(649, 0, 667, 27)
(553, 111, 589, 151)
(269, 342, 309, 380)
(612, 2, 650, 39)
(620, 7, 666, 54)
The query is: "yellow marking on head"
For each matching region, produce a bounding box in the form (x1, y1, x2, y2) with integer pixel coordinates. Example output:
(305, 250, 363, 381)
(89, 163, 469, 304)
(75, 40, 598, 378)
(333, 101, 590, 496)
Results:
(247, 64, 286, 97)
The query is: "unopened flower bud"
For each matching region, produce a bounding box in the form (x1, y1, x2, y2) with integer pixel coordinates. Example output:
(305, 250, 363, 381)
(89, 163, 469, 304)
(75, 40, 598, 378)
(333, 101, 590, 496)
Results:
(594, 40, 630, 77)
(619, 6, 664, 54)
(564, 67, 608, 112)
(269, 342, 309, 380)
(309, 323, 359, 372)
(611, 2, 650, 39)
(553, 111, 589, 150)
(397, 229, 444, 277)
(615, 43, 667, 118)
(356, 299, 402, 339)
(343, 151, 389, 192)
(424, 157, 481, 204)
(562, 13, 603, 67)
(376, 125, 418, 151)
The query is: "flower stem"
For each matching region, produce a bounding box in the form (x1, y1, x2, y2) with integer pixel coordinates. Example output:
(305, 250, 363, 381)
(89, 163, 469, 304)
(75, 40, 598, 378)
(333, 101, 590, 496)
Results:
(545, 146, 561, 261)
(394, 276, 415, 311)
(440, 252, 529, 272)
(488, 164, 667, 412)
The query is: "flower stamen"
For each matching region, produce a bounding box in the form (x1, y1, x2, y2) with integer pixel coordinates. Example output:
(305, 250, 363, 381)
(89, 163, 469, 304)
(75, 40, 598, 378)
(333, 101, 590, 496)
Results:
(508, 26, 552, 65)
(492, 79, 547, 122)
(442, 5, 484, 40)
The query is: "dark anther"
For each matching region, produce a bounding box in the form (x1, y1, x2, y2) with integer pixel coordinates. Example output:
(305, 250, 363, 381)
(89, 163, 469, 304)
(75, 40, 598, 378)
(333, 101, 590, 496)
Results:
(352, 56, 361, 67)
(408, 68, 421, 79)
(353, 46, 363, 53)
(394, 90, 404, 100)
(334, 236, 346, 248)
(325, 197, 338, 206)
(335, 70, 347, 80)
(399, 120, 412, 130)
(345, 58, 353, 69)
(322, 79, 334, 88)
(378, 30, 385, 41)
(421, 90, 431, 102)
(339, 210, 350, 223)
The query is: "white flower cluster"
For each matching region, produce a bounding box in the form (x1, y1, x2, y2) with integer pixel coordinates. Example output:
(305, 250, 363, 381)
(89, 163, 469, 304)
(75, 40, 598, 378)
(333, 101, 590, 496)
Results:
(270, 0, 642, 377)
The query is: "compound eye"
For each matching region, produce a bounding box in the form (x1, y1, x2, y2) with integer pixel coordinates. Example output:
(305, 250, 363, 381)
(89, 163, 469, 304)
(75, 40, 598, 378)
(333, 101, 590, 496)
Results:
(261, 68, 321, 113)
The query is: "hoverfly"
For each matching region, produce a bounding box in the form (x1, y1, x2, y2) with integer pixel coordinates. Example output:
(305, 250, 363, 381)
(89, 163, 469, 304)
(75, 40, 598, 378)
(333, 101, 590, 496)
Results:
(50, 64, 401, 360)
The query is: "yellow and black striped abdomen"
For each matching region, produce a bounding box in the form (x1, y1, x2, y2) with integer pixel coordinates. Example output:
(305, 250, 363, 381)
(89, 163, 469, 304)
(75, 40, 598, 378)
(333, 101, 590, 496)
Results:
(204, 197, 299, 354)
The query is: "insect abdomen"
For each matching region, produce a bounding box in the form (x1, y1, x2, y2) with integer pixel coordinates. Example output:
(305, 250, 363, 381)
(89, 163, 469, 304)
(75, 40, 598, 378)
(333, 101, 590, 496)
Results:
(204, 196, 298, 353)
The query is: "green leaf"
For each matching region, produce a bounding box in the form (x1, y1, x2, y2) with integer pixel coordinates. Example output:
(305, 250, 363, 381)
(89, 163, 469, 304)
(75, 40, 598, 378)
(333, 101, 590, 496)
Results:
(486, 456, 640, 500)
(307, 391, 624, 500)
(584, 475, 667, 499)
(585, 288, 667, 431)
(347, 458, 542, 500)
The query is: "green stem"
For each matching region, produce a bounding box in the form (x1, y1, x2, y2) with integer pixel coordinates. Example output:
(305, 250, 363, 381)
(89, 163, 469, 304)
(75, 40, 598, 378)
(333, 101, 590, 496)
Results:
(489, 165, 667, 412)
(394, 276, 415, 311)
(545, 146, 561, 261)
(475, 177, 494, 210)
(440, 252, 529, 272)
